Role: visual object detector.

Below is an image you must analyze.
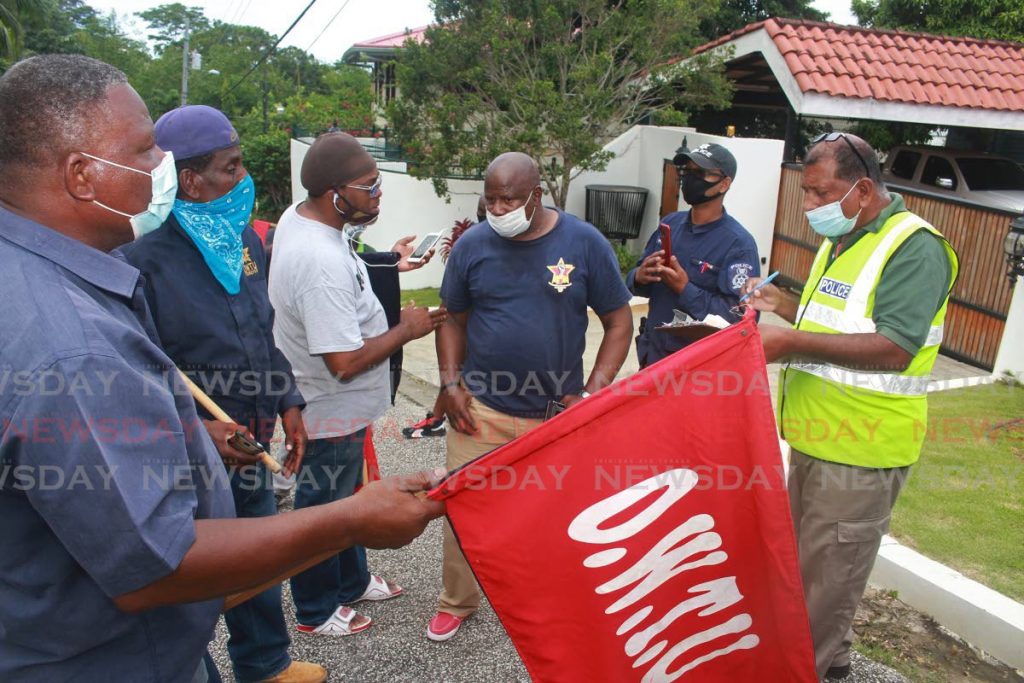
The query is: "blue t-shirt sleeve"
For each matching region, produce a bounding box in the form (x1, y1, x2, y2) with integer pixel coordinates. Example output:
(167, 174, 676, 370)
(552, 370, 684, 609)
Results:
(586, 232, 632, 315)
(440, 239, 472, 313)
(11, 353, 203, 598)
(679, 237, 760, 321)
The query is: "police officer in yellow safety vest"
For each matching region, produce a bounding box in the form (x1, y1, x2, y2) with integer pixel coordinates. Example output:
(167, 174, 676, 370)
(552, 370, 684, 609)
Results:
(741, 132, 958, 682)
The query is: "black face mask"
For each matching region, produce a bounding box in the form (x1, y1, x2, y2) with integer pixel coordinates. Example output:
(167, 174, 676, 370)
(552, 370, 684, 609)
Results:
(681, 174, 722, 206)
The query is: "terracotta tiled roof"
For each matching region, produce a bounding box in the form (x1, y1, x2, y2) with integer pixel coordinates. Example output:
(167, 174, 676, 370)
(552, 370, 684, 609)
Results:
(694, 18, 1024, 111)
(351, 26, 429, 50)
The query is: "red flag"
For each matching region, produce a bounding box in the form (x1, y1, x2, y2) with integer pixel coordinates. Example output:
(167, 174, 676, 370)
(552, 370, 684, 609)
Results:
(428, 314, 816, 682)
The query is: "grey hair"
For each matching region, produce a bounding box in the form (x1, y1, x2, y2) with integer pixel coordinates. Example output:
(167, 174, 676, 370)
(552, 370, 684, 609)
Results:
(806, 134, 887, 195)
(0, 54, 128, 170)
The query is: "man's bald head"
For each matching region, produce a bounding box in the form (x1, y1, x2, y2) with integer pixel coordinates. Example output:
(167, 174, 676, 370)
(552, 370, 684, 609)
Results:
(485, 152, 540, 193)
(0, 54, 128, 183)
(806, 133, 884, 188)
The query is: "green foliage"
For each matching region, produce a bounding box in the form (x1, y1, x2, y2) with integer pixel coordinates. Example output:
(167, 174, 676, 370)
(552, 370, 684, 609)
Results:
(890, 383, 1024, 603)
(850, 120, 934, 152)
(271, 67, 374, 139)
(390, 0, 733, 208)
(241, 127, 292, 220)
(852, 0, 1024, 42)
(1, 0, 48, 60)
(611, 241, 640, 279)
(135, 3, 209, 50)
(699, 0, 828, 42)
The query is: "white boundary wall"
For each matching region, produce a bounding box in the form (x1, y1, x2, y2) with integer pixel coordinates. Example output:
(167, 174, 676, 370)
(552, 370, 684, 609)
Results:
(564, 126, 785, 271)
(992, 275, 1024, 382)
(289, 127, 785, 289)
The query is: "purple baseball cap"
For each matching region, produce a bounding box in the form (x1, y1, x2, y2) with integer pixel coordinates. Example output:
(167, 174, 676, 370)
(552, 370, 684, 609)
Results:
(154, 105, 240, 161)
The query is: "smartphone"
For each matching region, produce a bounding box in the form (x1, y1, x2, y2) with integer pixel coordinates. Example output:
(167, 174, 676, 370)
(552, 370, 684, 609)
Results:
(227, 430, 266, 456)
(658, 223, 673, 267)
(407, 232, 443, 264)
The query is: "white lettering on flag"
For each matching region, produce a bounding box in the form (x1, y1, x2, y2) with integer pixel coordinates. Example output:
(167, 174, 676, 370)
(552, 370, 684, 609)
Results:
(568, 468, 760, 681)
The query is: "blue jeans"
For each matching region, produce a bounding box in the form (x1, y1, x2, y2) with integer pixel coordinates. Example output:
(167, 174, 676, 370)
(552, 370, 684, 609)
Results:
(224, 465, 291, 682)
(291, 430, 372, 626)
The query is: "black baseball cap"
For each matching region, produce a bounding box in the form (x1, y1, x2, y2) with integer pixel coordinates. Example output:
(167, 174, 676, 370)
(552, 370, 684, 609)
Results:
(673, 142, 738, 179)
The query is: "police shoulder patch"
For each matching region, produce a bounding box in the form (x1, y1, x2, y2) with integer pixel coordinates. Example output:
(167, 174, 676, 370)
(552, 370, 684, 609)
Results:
(728, 263, 753, 290)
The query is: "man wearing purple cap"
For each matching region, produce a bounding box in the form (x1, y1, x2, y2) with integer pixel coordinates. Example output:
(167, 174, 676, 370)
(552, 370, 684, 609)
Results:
(120, 105, 324, 683)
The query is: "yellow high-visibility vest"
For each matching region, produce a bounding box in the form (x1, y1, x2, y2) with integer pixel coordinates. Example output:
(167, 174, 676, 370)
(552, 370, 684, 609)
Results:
(780, 211, 959, 467)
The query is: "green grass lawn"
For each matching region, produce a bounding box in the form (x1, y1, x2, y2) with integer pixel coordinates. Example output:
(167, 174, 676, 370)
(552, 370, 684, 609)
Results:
(890, 382, 1024, 602)
(400, 287, 442, 308)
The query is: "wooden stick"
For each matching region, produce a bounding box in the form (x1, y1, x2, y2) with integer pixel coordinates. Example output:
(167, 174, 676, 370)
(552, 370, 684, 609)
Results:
(223, 550, 335, 611)
(176, 369, 283, 474)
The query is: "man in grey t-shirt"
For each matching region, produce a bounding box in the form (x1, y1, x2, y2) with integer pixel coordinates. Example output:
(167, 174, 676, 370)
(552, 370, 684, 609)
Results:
(269, 132, 446, 635)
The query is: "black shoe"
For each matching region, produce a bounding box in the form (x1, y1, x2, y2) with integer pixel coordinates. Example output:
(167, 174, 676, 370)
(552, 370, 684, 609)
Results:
(825, 663, 851, 680)
(402, 412, 446, 439)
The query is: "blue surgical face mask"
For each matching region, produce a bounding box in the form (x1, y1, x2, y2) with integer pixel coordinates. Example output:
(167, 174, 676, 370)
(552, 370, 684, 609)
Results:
(805, 181, 861, 238)
(172, 174, 256, 294)
(82, 151, 178, 239)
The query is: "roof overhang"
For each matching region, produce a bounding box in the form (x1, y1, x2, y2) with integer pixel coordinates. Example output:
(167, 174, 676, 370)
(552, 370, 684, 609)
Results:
(706, 26, 1024, 132)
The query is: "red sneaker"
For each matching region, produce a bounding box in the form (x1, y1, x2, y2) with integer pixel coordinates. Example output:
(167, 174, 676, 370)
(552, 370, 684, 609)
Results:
(426, 612, 464, 642)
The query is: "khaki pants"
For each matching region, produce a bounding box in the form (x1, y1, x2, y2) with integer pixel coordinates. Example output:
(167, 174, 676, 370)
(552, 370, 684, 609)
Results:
(438, 399, 543, 617)
(788, 448, 910, 679)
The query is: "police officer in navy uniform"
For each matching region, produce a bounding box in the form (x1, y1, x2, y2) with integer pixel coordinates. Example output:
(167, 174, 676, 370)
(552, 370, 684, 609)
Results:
(628, 143, 761, 367)
(119, 106, 325, 683)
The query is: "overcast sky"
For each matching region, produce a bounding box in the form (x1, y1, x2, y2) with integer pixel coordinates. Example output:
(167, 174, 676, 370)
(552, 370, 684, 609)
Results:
(90, 0, 858, 64)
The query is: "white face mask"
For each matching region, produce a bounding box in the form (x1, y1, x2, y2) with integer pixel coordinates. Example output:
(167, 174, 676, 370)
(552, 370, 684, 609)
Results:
(83, 151, 178, 239)
(487, 191, 538, 239)
(805, 181, 861, 238)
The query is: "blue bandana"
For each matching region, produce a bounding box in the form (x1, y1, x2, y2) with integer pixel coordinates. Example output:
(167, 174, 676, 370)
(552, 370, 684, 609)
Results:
(172, 174, 255, 294)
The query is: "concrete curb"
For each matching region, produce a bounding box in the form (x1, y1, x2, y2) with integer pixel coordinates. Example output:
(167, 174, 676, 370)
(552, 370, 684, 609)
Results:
(869, 536, 1024, 671)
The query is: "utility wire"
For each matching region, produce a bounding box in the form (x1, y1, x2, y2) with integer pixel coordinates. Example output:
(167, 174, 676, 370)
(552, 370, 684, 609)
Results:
(226, 0, 318, 93)
(305, 0, 350, 52)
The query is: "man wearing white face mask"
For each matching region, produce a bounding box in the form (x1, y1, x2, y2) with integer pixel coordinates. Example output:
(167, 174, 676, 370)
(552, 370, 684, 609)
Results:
(427, 152, 633, 642)
(740, 132, 958, 681)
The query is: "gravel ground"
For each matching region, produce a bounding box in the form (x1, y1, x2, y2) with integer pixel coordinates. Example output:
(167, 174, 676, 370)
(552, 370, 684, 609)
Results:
(207, 386, 907, 683)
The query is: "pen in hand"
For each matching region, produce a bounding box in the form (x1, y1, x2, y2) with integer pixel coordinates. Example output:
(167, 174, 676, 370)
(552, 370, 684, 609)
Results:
(738, 270, 780, 304)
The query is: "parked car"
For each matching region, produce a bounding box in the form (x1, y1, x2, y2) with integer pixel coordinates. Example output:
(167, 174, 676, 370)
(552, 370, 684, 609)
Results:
(881, 145, 1024, 213)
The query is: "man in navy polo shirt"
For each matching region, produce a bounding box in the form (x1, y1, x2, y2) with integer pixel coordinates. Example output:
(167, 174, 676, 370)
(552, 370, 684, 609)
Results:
(628, 143, 761, 367)
(427, 152, 634, 642)
(119, 106, 324, 683)
(0, 54, 444, 682)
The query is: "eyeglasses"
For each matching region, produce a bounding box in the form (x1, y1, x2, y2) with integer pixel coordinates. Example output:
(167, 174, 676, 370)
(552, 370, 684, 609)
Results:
(810, 132, 872, 178)
(346, 175, 382, 197)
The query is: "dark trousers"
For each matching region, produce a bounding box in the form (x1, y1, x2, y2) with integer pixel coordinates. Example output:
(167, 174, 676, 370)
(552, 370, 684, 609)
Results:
(290, 430, 372, 626)
(223, 466, 291, 681)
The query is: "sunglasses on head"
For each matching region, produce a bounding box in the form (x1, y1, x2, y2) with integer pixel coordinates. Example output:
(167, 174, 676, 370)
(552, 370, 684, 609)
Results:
(810, 132, 871, 178)
(346, 175, 383, 197)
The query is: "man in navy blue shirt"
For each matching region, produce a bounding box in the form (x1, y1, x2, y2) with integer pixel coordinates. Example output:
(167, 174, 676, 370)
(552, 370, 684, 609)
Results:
(628, 143, 760, 367)
(0, 54, 444, 682)
(427, 152, 634, 642)
(119, 106, 323, 683)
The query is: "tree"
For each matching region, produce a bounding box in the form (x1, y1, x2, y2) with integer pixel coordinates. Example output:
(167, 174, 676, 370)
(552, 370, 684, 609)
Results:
(390, 0, 733, 208)
(699, 0, 828, 42)
(851, 0, 1024, 42)
(135, 2, 209, 50)
(1, 0, 47, 60)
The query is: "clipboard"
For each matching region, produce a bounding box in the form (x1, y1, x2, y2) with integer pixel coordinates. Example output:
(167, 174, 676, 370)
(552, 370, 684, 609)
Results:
(654, 322, 724, 342)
